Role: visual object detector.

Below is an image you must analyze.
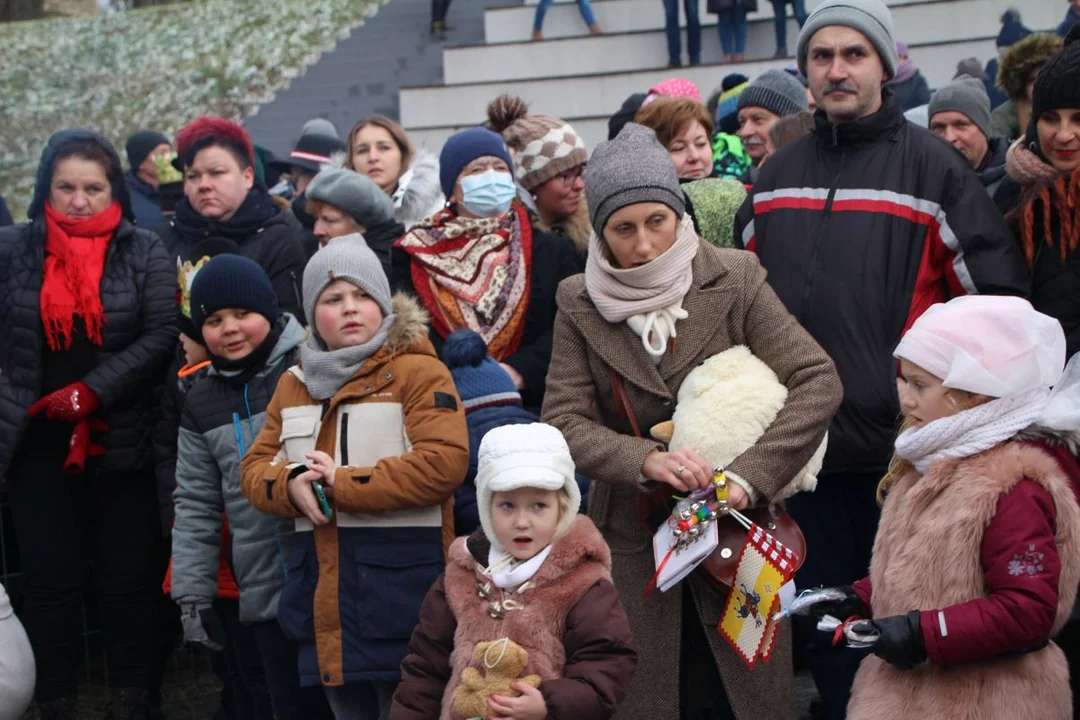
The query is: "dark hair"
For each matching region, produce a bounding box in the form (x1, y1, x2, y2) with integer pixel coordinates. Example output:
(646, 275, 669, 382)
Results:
(51, 140, 123, 191)
(345, 115, 413, 178)
(768, 112, 815, 154)
(183, 137, 252, 171)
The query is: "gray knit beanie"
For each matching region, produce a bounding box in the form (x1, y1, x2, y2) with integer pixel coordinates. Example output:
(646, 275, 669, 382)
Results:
(737, 69, 810, 118)
(302, 235, 393, 338)
(586, 123, 685, 235)
(928, 77, 992, 141)
(797, 0, 898, 79)
(306, 168, 396, 230)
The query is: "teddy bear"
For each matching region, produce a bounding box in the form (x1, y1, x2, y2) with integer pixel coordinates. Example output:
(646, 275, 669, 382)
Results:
(650, 345, 827, 503)
(452, 638, 542, 719)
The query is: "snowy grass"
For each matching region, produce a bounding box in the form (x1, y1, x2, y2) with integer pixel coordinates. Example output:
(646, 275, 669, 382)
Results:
(0, 0, 384, 219)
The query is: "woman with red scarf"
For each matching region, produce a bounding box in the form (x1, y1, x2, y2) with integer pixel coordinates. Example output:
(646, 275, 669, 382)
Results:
(392, 127, 579, 410)
(0, 130, 177, 719)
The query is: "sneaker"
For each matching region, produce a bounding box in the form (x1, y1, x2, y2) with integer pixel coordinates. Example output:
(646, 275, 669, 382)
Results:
(773, 46, 789, 58)
(668, 59, 683, 68)
(431, 20, 446, 40)
(588, 23, 604, 35)
(531, 28, 543, 41)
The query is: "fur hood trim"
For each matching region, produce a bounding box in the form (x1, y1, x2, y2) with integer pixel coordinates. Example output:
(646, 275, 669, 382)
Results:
(997, 34, 1063, 98)
(385, 293, 431, 354)
(1015, 425, 1080, 456)
(394, 149, 445, 227)
(450, 515, 611, 587)
(536, 198, 591, 256)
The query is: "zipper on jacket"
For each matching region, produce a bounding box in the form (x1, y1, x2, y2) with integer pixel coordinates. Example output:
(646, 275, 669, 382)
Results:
(799, 152, 846, 324)
(339, 412, 349, 466)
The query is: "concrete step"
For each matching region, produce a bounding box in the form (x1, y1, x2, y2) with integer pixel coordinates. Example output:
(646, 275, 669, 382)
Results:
(486, 0, 930, 44)
(446, 0, 1038, 86)
(405, 34, 996, 131)
(410, 116, 612, 156)
(403, 35, 996, 151)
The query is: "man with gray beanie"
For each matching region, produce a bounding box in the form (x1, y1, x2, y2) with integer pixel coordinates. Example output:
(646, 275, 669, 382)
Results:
(929, 77, 1011, 196)
(735, 1, 1029, 715)
(737, 68, 810, 168)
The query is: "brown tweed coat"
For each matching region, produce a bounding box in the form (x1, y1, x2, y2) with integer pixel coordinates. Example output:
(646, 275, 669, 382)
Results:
(541, 240, 842, 720)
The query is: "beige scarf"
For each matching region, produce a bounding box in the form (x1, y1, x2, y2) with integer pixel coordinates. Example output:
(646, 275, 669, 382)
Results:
(585, 213, 698, 358)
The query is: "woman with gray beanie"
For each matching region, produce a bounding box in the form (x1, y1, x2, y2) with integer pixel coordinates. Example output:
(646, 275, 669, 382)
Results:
(305, 167, 403, 276)
(541, 122, 842, 719)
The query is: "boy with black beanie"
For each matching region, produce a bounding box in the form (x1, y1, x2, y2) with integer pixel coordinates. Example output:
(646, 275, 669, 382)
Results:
(170, 254, 331, 720)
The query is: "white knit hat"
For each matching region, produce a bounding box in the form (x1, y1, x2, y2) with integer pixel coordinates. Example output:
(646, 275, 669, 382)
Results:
(475, 423, 580, 545)
(894, 296, 1066, 398)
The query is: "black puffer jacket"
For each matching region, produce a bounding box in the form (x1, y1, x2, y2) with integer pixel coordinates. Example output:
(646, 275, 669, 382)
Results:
(0, 129, 177, 483)
(735, 92, 1029, 476)
(0, 223, 176, 483)
(158, 187, 307, 317)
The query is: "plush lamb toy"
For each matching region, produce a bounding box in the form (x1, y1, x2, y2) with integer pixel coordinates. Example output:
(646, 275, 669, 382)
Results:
(651, 345, 827, 503)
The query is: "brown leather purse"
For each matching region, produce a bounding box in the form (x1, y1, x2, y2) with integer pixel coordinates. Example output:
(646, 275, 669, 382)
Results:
(608, 370, 807, 595)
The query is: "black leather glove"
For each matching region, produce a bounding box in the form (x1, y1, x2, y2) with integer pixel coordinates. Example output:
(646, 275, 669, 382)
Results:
(850, 611, 927, 670)
(790, 585, 869, 621)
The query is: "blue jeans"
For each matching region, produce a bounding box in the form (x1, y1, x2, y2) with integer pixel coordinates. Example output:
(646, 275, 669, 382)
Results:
(717, 6, 748, 55)
(534, 0, 597, 31)
(771, 0, 807, 51)
(662, 0, 701, 64)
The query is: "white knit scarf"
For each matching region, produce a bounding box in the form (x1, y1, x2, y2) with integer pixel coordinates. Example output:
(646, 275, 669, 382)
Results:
(894, 387, 1051, 474)
(585, 213, 698, 359)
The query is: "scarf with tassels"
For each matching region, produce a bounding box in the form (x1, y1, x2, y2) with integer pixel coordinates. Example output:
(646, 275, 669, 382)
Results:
(41, 201, 122, 351)
(1019, 169, 1079, 266)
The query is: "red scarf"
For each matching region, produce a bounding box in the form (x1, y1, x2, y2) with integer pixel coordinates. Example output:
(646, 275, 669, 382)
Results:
(41, 201, 122, 351)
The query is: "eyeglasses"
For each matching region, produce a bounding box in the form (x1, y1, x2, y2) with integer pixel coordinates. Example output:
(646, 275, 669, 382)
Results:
(554, 165, 586, 188)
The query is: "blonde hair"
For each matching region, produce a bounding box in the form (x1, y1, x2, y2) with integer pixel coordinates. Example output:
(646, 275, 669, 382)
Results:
(304, 198, 365, 232)
(876, 388, 987, 505)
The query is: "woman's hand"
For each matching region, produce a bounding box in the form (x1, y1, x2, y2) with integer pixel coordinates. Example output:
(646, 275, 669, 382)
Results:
(488, 682, 548, 720)
(642, 448, 713, 493)
(727, 481, 749, 510)
(287, 470, 330, 525)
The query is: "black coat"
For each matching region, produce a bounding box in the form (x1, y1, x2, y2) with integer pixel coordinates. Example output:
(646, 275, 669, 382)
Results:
(158, 187, 308, 318)
(887, 70, 931, 112)
(0, 218, 177, 482)
(391, 214, 581, 410)
(1023, 196, 1080, 360)
(735, 92, 1029, 476)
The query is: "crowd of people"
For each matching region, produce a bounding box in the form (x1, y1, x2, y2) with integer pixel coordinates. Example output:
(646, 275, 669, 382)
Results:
(0, 0, 1079, 719)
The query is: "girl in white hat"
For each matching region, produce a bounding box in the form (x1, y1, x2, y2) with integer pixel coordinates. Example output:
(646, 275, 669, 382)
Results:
(390, 423, 637, 720)
(795, 295, 1080, 720)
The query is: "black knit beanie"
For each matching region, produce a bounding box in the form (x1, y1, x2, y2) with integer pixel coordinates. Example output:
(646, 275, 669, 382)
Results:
(1031, 25, 1080, 137)
(190, 254, 279, 332)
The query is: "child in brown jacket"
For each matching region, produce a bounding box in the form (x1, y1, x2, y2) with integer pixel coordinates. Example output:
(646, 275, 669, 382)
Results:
(390, 423, 637, 720)
(240, 236, 469, 718)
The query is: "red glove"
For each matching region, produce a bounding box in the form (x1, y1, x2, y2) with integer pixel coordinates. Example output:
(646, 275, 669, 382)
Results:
(64, 418, 109, 474)
(27, 382, 100, 423)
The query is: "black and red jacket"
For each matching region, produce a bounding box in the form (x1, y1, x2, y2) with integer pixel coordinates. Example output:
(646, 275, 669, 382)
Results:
(734, 92, 1030, 477)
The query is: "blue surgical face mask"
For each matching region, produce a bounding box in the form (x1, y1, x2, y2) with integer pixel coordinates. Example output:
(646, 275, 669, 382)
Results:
(460, 170, 517, 218)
